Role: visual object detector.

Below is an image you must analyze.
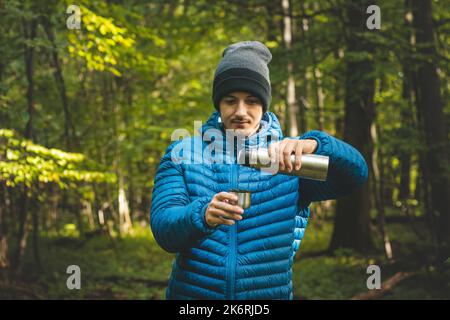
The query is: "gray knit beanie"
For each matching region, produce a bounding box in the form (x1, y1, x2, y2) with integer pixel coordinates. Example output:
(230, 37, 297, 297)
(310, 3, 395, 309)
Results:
(212, 41, 272, 113)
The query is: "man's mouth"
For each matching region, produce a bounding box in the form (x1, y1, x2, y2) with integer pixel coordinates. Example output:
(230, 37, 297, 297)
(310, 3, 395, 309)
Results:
(232, 122, 249, 128)
(232, 120, 250, 125)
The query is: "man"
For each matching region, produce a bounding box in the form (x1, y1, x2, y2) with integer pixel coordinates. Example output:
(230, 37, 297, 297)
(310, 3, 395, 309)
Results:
(150, 41, 368, 300)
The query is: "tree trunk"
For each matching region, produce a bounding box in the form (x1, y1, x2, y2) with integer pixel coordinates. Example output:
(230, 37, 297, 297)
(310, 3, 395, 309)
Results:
(398, 0, 415, 202)
(13, 187, 30, 273)
(329, 1, 375, 253)
(23, 18, 37, 140)
(370, 124, 393, 260)
(412, 0, 450, 250)
(312, 63, 325, 131)
(50, 185, 59, 234)
(118, 173, 132, 234)
(0, 183, 9, 269)
(296, 1, 310, 134)
(82, 199, 95, 230)
(281, 0, 300, 137)
(13, 16, 37, 273)
(382, 158, 394, 207)
(0, 141, 8, 269)
(75, 204, 84, 238)
(398, 147, 412, 201)
(42, 17, 76, 149)
(31, 190, 43, 272)
(333, 49, 345, 138)
(309, 2, 324, 131)
(125, 86, 135, 218)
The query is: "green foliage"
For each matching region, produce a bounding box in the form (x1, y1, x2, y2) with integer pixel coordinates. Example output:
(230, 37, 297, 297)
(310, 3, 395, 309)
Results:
(0, 129, 116, 188)
(67, 4, 167, 77)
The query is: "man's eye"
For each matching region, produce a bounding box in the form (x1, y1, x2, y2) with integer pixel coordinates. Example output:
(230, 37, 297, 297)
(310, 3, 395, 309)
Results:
(225, 99, 235, 104)
(247, 99, 259, 105)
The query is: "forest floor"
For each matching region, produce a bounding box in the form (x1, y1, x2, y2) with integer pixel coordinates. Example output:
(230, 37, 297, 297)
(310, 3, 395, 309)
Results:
(1, 208, 449, 299)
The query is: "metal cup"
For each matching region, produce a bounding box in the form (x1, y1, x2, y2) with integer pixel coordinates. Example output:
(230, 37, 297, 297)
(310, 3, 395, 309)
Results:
(229, 189, 251, 209)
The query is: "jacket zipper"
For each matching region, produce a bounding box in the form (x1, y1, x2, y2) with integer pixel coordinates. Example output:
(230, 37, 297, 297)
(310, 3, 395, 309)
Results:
(226, 159, 238, 300)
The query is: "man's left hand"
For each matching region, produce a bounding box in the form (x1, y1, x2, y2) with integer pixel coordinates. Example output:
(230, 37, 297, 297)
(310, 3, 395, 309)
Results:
(268, 138, 318, 172)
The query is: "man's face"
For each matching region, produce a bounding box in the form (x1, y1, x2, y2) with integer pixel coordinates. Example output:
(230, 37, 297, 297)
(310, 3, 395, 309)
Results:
(219, 91, 263, 137)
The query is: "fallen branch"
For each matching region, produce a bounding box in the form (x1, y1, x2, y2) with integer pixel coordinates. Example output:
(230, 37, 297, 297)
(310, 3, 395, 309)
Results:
(350, 271, 416, 300)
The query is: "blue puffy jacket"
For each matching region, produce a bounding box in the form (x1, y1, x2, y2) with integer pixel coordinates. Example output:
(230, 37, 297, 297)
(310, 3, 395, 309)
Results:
(150, 111, 368, 300)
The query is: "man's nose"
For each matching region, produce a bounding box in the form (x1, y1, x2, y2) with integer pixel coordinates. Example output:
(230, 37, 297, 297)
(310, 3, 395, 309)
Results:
(235, 100, 247, 116)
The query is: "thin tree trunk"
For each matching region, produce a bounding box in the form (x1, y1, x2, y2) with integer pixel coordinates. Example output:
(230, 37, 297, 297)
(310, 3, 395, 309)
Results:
(75, 203, 84, 238)
(0, 59, 5, 125)
(398, 147, 412, 201)
(333, 48, 345, 138)
(92, 184, 103, 229)
(382, 159, 394, 207)
(281, 0, 300, 137)
(13, 187, 30, 273)
(125, 86, 135, 218)
(309, 4, 325, 132)
(312, 64, 325, 131)
(297, 1, 309, 133)
(82, 199, 95, 230)
(398, 0, 415, 202)
(100, 74, 119, 234)
(265, 0, 285, 127)
(0, 2, 6, 86)
(412, 0, 450, 251)
(414, 165, 421, 200)
(0, 141, 8, 269)
(370, 123, 393, 260)
(42, 17, 76, 149)
(23, 18, 37, 140)
(115, 82, 133, 235)
(31, 189, 43, 272)
(118, 173, 133, 234)
(0, 183, 9, 269)
(50, 185, 59, 234)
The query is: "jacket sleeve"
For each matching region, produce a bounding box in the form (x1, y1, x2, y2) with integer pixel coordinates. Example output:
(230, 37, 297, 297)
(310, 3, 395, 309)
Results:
(150, 141, 215, 254)
(297, 130, 368, 207)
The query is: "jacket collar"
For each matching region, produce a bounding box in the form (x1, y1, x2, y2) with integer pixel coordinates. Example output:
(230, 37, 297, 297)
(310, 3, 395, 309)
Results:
(199, 111, 284, 149)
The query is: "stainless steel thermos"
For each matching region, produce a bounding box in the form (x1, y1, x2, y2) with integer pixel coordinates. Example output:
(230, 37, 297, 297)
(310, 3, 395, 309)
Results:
(238, 148, 329, 181)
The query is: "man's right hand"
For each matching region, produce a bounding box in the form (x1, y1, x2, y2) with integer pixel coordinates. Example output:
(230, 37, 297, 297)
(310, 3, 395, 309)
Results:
(205, 192, 244, 228)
